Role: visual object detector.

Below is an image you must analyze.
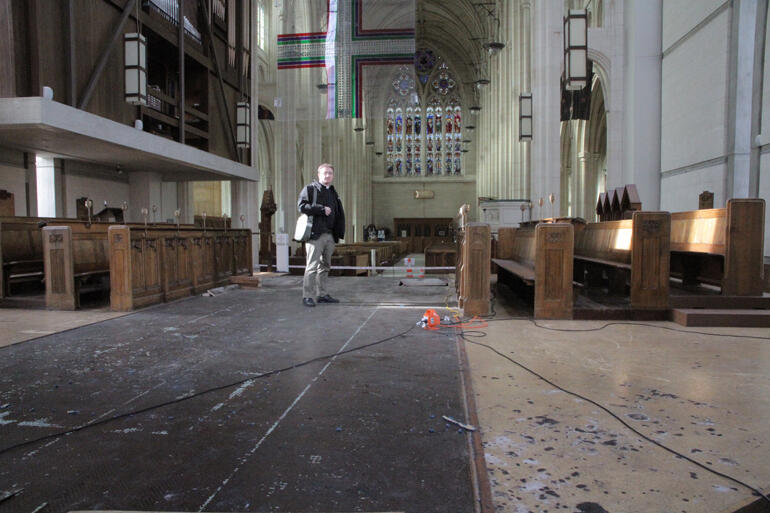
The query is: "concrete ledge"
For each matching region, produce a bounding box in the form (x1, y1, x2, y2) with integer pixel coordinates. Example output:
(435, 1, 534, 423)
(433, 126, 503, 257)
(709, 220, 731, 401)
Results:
(0, 97, 257, 182)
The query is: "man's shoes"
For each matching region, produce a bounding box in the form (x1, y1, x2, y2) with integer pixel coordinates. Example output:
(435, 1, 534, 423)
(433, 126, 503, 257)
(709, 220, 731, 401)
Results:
(303, 297, 316, 307)
(317, 294, 339, 303)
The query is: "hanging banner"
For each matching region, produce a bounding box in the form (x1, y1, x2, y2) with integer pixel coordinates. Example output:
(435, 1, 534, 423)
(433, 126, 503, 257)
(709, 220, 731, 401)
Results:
(278, 0, 416, 119)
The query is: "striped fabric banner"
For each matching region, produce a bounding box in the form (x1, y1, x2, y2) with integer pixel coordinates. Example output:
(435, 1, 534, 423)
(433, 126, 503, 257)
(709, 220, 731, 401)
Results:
(277, 0, 415, 119)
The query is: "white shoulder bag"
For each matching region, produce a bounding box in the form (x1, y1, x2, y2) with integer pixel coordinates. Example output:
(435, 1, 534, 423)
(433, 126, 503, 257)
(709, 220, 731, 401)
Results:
(294, 186, 317, 242)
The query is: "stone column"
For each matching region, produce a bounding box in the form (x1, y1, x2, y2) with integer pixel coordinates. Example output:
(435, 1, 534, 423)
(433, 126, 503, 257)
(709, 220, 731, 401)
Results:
(175, 181, 195, 224)
(531, 0, 562, 214)
(231, 179, 259, 267)
(128, 171, 162, 223)
(727, 0, 762, 199)
(623, 0, 662, 209)
(577, 150, 590, 218)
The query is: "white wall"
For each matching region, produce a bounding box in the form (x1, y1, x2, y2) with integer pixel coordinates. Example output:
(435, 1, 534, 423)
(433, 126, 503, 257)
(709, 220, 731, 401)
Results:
(62, 161, 130, 218)
(660, 4, 730, 210)
(372, 180, 476, 232)
(662, 0, 727, 50)
(660, 163, 727, 213)
(0, 164, 28, 216)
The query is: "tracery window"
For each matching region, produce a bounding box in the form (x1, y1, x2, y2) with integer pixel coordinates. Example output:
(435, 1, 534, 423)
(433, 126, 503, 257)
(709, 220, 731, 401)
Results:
(385, 53, 463, 177)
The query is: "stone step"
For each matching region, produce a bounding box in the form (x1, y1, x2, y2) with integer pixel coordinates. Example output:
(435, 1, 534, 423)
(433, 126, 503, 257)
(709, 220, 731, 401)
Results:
(669, 295, 770, 309)
(670, 308, 770, 327)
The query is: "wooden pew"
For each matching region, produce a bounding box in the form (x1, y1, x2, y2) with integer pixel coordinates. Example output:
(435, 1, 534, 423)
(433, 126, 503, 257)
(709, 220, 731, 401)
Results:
(670, 199, 765, 296)
(2, 217, 115, 300)
(0, 217, 45, 297)
(109, 225, 252, 311)
(42, 224, 111, 309)
(425, 244, 456, 274)
(492, 223, 575, 319)
(460, 223, 491, 316)
(573, 211, 671, 310)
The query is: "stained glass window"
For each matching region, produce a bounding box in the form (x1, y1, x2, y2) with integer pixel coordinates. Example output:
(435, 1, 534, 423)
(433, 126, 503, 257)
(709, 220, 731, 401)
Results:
(384, 52, 463, 177)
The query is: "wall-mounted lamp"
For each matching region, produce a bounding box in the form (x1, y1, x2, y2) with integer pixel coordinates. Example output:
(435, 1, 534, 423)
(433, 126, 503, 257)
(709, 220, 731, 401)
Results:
(564, 9, 588, 91)
(236, 101, 251, 148)
(465, 125, 476, 131)
(124, 33, 147, 106)
(469, 105, 481, 115)
(519, 93, 533, 141)
(316, 83, 329, 93)
(375, 151, 383, 156)
(365, 140, 375, 146)
(474, 78, 490, 90)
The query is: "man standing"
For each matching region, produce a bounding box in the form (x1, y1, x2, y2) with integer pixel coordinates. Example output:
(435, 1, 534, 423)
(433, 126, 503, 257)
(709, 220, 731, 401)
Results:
(297, 163, 345, 307)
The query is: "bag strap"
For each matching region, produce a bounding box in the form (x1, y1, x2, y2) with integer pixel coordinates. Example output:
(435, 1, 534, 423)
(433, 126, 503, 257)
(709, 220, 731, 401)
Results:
(311, 186, 317, 206)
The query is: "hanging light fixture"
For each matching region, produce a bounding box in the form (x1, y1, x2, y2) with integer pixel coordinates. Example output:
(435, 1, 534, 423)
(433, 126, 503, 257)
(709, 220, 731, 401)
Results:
(564, 9, 588, 91)
(469, 105, 482, 115)
(519, 93, 533, 141)
(474, 78, 490, 90)
(236, 101, 251, 148)
(124, 33, 147, 105)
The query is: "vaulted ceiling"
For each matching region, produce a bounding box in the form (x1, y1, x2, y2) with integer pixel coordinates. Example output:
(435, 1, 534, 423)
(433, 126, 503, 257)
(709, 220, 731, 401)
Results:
(417, 0, 489, 83)
(359, 0, 500, 116)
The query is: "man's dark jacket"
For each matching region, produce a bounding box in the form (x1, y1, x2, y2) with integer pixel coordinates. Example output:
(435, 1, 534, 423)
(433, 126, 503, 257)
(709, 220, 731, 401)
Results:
(297, 181, 345, 242)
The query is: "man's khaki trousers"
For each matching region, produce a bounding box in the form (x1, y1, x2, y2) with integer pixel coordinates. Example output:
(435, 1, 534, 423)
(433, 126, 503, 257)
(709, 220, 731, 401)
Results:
(303, 232, 335, 298)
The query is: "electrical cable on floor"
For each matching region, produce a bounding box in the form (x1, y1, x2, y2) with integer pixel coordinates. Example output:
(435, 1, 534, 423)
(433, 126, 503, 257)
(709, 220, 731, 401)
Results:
(527, 319, 770, 340)
(445, 320, 770, 505)
(3, 290, 768, 504)
(0, 325, 417, 458)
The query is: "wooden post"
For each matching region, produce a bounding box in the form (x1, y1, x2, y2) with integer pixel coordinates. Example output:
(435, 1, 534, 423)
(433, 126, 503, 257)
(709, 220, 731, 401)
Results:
(534, 223, 573, 319)
(43, 226, 76, 310)
(109, 225, 133, 311)
(496, 227, 516, 260)
(723, 199, 765, 296)
(630, 211, 670, 309)
(461, 223, 490, 317)
(698, 191, 714, 209)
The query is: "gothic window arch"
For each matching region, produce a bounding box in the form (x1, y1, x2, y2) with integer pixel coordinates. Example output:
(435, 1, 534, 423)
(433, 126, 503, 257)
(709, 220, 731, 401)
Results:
(385, 53, 464, 177)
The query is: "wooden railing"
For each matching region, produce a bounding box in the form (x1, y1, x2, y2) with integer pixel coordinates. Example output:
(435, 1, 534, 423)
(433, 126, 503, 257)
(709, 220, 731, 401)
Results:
(109, 225, 251, 311)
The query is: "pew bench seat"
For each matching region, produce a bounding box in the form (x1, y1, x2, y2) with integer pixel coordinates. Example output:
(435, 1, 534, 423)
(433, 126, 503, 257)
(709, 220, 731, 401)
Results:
(492, 223, 574, 319)
(3, 260, 45, 294)
(573, 254, 631, 271)
(573, 212, 670, 310)
(492, 258, 535, 285)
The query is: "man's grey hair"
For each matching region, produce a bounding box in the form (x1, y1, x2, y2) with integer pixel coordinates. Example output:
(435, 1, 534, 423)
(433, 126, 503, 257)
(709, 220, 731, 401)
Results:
(317, 163, 335, 174)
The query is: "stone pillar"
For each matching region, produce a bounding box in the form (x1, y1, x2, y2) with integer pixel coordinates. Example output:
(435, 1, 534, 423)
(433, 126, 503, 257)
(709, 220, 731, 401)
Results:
(727, 0, 762, 199)
(176, 181, 195, 224)
(531, 0, 563, 214)
(128, 171, 162, 223)
(576, 150, 590, 219)
(623, 0, 662, 209)
(585, 152, 602, 221)
(231, 179, 259, 268)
